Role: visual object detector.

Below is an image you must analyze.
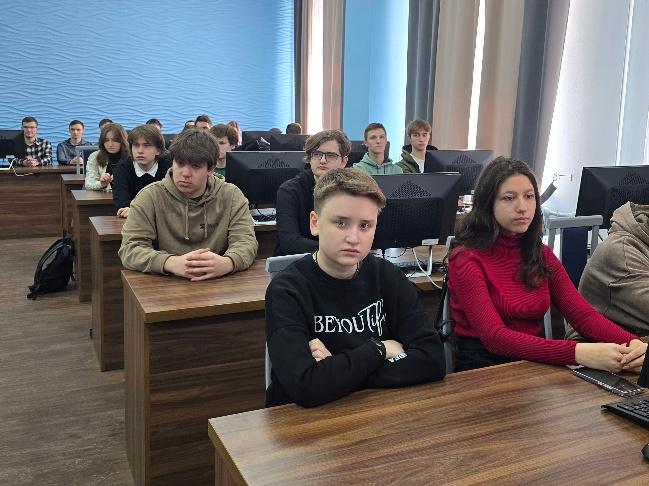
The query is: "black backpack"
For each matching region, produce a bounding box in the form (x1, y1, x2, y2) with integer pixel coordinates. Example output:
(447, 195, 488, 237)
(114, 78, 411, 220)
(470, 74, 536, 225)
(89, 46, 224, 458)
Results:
(27, 238, 75, 300)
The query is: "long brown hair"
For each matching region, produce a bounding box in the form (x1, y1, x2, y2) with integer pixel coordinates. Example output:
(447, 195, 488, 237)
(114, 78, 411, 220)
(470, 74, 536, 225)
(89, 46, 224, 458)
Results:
(96, 123, 129, 168)
(452, 156, 549, 288)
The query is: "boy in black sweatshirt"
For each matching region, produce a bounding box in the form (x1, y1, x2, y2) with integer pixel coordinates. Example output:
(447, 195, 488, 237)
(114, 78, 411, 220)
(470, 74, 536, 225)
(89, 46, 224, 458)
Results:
(265, 168, 446, 407)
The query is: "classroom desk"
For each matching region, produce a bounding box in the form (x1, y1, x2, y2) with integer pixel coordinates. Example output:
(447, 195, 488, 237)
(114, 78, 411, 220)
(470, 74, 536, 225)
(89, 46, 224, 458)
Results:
(60, 174, 85, 236)
(0, 165, 76, 239)
(90, 216, 125, 371)
(71, 189, 115, 302)
(209, 361, 649, 485)
(90, 218, 277, 372)
(121, 252, 445, 486)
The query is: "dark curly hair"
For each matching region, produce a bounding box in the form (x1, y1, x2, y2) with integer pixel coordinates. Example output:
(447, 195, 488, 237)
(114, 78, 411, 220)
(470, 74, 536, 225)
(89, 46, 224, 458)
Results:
(451, 156, 549, 288)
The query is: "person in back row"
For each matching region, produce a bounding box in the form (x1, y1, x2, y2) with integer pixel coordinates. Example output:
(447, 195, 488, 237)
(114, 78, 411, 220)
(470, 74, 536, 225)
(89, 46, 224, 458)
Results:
(397, 119, 438, 174)
(85, 123, 129, 191)
(565, 202, 649, 341)
(274, 129, 350, 256)
(119, 129, 257, 279)
(209, 124, 238, 178)
(353, 122, 401, 175)
(195, 114, 212, 131)
(448, 157, 647, 373)
(265, 168, 446, 407)
(112, 124, 170, 218)
(286, 122, 302, 134)
(57, 119, 94, 165)
(13, 116, 52, 167)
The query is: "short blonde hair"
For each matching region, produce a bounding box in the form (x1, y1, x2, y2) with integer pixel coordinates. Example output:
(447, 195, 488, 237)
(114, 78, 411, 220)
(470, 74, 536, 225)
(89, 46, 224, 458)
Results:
(314, 168, 386, 214)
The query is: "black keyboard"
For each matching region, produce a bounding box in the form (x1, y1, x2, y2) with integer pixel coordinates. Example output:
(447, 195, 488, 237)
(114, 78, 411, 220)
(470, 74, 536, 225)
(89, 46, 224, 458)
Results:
(392, 261, 424, 274)
(603, 396, 649, 428)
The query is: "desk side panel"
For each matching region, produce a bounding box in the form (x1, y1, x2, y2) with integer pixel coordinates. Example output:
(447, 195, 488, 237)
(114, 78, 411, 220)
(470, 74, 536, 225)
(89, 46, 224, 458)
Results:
(0, 172, 63, 239)
(147, 311, 265, 486)
(124, 285, 149, 486)
(74, 204, 114, 302)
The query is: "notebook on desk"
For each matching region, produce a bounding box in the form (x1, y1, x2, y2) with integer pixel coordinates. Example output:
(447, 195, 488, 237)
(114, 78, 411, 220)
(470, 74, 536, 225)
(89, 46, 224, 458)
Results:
(602, 349, 649, 427)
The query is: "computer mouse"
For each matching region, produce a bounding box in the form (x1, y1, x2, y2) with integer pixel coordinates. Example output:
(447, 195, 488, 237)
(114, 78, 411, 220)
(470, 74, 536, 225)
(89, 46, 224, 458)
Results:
(642, 443, 649, 461)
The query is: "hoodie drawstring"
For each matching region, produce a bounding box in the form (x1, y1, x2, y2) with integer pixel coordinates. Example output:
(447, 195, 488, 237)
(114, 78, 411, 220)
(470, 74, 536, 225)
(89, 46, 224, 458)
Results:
(203, 205, 208, 239)
(184, 200, 189, 241)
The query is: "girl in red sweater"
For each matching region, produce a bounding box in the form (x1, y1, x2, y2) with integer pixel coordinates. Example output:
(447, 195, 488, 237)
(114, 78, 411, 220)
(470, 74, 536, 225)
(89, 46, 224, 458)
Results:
(448, 157, 647, 372)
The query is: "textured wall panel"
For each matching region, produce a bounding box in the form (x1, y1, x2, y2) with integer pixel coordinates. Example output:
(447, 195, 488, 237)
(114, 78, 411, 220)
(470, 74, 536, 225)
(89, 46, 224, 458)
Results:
(0, 0, 294, 160)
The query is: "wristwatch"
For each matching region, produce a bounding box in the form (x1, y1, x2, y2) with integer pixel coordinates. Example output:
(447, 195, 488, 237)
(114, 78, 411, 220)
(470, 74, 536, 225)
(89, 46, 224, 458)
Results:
(369, 337, 386, 359)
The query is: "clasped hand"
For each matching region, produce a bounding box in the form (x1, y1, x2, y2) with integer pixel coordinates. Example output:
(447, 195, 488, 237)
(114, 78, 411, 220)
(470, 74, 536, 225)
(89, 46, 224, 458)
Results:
(308, 338, 404, 362)
(575, 339, 647, 373)
(164, 248, 234, 281)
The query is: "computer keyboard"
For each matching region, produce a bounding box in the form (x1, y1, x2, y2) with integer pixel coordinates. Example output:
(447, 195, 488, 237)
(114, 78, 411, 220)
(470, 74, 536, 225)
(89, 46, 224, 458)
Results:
(603, 396, 649, 428)
(392, 261, 423, 274)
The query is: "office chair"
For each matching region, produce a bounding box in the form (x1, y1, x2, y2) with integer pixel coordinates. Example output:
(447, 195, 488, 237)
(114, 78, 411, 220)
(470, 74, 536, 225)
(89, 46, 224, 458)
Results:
(543, 215, 603, 339)
(264, 253, 309, 389)
(437, 236, 455, 373)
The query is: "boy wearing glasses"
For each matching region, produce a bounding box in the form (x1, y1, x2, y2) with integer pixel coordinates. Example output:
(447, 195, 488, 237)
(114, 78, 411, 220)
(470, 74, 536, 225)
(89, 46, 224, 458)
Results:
(273, 129, 351, 256)
(14, 116, 52, 167)
(266, 168, 446, 407)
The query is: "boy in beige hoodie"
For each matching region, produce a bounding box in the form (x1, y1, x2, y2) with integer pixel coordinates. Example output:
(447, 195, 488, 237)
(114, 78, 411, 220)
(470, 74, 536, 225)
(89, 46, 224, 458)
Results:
(119, 129, 258, 280)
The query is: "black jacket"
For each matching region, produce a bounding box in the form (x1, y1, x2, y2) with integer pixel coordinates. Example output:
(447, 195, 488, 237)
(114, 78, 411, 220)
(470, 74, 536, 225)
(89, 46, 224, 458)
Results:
(397, 144, 438, 173)
(112, 157, 171, 210)
(273, 168, 318, 256)
(265, 254, 446, 407)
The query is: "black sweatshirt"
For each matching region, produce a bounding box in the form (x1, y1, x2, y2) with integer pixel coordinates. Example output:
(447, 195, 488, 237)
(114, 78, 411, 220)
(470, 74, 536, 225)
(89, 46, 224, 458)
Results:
(265, 254, 446, 407)
(112, 157, 171, 210)
(273, 168, 319, 256)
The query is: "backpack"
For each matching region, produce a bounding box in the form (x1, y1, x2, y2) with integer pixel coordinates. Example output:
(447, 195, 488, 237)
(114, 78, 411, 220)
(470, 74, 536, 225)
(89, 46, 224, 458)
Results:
(27, 238, 75, 300)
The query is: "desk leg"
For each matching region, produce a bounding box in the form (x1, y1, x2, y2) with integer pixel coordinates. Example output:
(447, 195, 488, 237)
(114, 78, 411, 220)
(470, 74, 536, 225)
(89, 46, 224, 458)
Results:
(124, 303, 266, 485)
(91, 233, 123, 371)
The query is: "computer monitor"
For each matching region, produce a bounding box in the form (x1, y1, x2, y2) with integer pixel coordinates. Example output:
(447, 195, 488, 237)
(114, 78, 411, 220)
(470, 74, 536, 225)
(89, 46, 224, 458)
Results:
(73, 145, 99, 174)
(0, 129, 22, 158)
(576, 165, 649, 229)
(225, 151, 306, 205)
(371, 173, 463, 250)
(241, 130, 273, 144)
(269, 133, 309, 152)
(347, 140, 391, 166)
(424, 149, 493, 195)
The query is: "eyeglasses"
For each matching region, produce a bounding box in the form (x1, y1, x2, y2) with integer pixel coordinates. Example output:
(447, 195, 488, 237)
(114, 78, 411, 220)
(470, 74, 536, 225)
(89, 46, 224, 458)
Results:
(310, 150, 341, 163)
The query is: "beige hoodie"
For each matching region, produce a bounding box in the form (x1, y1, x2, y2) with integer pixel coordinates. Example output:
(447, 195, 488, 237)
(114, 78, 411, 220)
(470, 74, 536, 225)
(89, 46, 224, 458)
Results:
(566, 202, 649, 339)
(119, 169, 258, 275)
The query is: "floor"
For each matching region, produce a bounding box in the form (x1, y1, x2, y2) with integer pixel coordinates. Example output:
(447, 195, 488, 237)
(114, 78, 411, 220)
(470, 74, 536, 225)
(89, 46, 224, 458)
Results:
(0, 237, 134, 485)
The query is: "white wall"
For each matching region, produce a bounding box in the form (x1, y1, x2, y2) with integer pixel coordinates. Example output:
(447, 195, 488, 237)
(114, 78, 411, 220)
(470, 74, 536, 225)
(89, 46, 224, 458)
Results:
(542, 0, 635, 214)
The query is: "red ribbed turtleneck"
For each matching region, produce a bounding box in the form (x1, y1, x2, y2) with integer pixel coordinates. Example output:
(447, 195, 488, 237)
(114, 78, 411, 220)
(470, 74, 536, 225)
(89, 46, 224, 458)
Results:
(448, 234, 637, 365)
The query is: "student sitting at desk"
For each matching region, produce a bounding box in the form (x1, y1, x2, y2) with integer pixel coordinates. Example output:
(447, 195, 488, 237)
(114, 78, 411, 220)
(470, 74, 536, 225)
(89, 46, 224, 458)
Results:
(566, 202, 649, 340)
(57, 119, 94, 165)
(13, 116, 52, 167)
(119, 129, 257, 279)
(112, 124, 170, 218)
(266, 168, 445, 407)
(274, 129, 350, 256)
(448, 157, 647, 373)
(85, 123, 129, 191)
(353, 122, 402, 175)
(209, 124, 238, 178)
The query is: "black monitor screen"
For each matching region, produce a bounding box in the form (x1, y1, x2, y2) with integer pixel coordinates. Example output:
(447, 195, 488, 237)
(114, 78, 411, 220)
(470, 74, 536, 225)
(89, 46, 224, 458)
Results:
(347, 140, 391, 167)
(424, 149, 493, 195)
(371, 173, 463, 250)
(226, 151, 306, 205)
(269, 133, 309, 152)
(576, 165, 649, 229)
(0, 129, 22, 158)
(241, 130, 273, 144)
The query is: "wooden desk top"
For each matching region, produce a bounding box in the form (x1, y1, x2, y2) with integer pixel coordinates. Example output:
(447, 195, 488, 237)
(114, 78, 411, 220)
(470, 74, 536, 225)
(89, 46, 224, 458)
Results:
(0, 165, 77, 175)
(71, 189, 113, 205)
(61, 174, 85, 184)
(121, 259, 270, 323)
(209, 361, 649, 484)
(89, 216, 125, 241)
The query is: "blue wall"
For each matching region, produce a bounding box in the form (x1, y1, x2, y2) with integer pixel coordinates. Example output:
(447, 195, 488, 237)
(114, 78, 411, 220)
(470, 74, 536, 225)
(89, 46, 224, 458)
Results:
(0, 0, 294, 152)
(342, 0, 409, 160)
